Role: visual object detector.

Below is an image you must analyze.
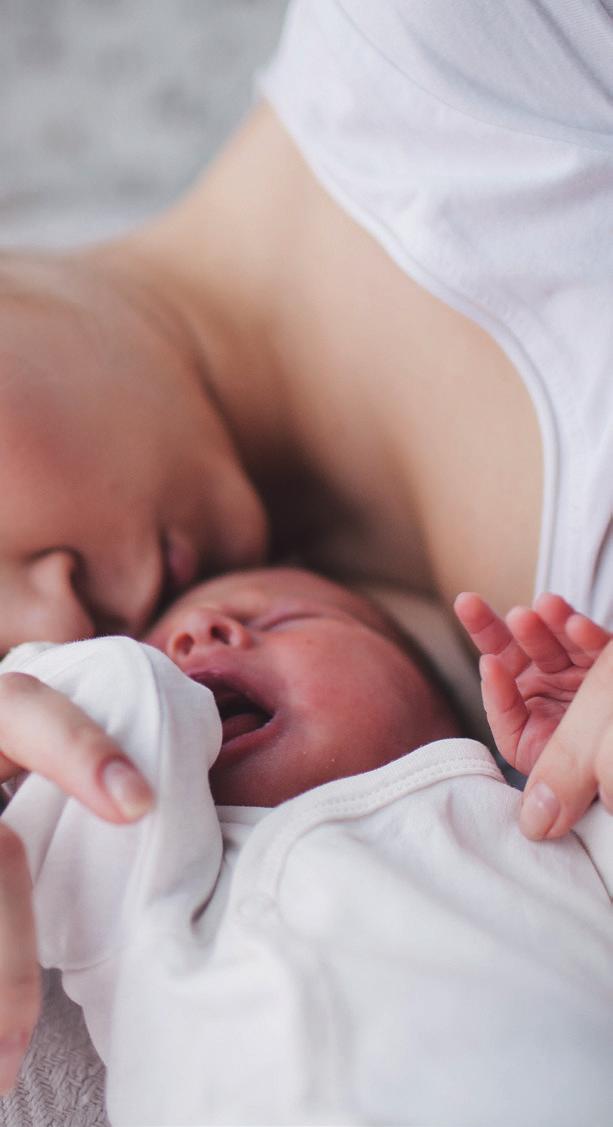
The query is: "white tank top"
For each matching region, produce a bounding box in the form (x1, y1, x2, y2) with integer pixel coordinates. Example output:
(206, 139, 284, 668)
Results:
(260, 0, 613, 627)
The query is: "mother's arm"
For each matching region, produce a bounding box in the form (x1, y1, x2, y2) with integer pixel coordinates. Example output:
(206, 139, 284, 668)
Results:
(0, 673, 152, 1092)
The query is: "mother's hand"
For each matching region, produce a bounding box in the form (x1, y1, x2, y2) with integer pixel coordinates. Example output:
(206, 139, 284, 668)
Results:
(0, 672, 153, 1092)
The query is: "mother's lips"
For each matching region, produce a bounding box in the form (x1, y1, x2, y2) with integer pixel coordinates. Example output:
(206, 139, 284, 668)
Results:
(163, 530, 199, 594)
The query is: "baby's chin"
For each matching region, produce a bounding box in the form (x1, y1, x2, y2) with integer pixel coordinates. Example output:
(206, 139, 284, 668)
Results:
(421, 708, 463, 745)
(397, 696, 463, 757)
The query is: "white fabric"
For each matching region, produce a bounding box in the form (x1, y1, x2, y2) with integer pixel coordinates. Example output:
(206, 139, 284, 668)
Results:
(2, 638, 613, 1126)
(1, 638, 223, 1065)
(260, 0, 613, 628)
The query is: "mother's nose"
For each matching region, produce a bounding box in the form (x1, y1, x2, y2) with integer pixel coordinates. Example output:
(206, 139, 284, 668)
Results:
(164, 607, 253, 665)
(5, 550, 96, 647)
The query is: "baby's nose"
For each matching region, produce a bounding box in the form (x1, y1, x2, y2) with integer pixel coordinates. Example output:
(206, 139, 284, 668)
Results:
(165, 607, 253, 666)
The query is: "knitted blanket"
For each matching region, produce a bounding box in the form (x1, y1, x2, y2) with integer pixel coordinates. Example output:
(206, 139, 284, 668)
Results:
(0, 972, 107, 1127)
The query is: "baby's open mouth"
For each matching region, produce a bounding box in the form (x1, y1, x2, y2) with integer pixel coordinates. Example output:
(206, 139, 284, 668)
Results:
(214, 686, 272, 745)
(189, 672, 274, 751)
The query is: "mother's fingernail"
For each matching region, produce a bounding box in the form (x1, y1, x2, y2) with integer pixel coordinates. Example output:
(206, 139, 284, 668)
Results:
(0, 1032, 28, 1092)
(520, 781, 560, 839)
(102, 759, 153, 819)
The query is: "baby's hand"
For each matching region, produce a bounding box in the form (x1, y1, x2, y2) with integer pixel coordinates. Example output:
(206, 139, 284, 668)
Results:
(454, 592, 611, 837)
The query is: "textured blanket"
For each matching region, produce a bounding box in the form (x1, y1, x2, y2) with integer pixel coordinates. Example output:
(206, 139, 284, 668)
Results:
(0, 972, 107, 1127)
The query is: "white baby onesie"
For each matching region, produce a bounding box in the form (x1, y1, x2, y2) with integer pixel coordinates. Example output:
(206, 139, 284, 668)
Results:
(3, 637, 613, 1126)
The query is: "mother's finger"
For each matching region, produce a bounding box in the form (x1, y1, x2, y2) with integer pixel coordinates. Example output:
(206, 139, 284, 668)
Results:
(0, 822, 40, 1093)
(519, 640, 613, 840)
(0, 673, 153, 822)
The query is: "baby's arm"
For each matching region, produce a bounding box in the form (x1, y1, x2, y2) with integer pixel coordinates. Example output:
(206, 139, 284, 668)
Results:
(454, 593, 612, 839)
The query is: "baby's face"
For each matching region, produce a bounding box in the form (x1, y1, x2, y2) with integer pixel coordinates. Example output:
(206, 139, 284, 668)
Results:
(145, 567, 456, 805)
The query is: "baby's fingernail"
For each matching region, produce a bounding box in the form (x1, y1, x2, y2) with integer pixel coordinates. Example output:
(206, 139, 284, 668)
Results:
(520, 781, 560, 839)
(0, 1032, 28, 1092)
(102, 759, 153, 819)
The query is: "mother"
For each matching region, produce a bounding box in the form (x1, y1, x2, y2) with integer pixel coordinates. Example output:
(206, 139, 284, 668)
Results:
(0, 0, 611, 1089)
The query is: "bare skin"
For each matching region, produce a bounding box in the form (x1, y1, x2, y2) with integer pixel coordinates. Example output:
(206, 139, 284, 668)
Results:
(96, 102, 542, 610)
(0, 102, 602, 1086)
(145, 566, 460, 806)
(455, 592, 613, 839)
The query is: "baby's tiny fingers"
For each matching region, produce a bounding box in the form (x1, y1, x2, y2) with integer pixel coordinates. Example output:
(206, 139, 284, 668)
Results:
(505, 606, 571, 674)
(454, 593, 528, 677)
(532, 593, 590, 666)
(532, 592, 576, 628)
(565, 614, 612, 660)
(480, 654, 528, 769)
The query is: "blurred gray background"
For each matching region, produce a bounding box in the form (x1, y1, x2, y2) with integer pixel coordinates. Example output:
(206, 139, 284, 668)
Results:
(0, 0, 288, 246)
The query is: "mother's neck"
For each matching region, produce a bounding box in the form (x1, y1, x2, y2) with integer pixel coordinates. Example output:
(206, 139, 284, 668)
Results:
(84, 102, 435, 587)
(92, 104, 308, 481)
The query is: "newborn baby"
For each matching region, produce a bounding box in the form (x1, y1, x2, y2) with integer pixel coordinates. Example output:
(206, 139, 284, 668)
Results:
(3, 567, 613, 1127)
(144, 564, 462, 805)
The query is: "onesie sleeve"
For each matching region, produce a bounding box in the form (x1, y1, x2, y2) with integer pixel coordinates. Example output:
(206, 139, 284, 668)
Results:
(0, 637, 223, 1060)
